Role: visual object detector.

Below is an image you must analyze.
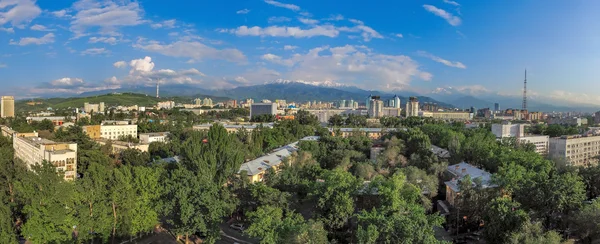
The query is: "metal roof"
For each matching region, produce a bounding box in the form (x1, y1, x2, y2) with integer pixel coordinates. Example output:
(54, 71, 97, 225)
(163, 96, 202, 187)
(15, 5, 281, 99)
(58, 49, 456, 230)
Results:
(444, 162, 495, 192)
(238, 136, 318, 176)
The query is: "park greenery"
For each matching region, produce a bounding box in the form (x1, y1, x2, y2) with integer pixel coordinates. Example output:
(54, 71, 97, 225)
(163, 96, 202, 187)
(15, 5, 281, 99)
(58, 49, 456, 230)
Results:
(1, 112, 600, 243)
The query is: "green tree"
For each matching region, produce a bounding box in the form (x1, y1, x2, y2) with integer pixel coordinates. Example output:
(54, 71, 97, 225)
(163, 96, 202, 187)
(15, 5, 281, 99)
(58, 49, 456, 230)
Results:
(570, 199, 600, 242)
(162, 166, 236, 243)
(508, 221, 562, 244)
(74, 162, 113, 242)
(328, 114, 344, 126)
(357, 224, 379, 244)
(311, 169, 360, 230)
(295, 110, 319, 126)
(119, 148, 150, 166)
(483, 197, 529, 244)
(16, 162, 75, 243)
(77, 149, 113, 175)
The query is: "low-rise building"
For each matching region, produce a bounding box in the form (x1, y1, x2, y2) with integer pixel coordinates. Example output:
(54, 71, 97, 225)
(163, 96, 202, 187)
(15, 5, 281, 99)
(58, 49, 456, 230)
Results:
(330, 128, 399, 140)
(1, 125, 15, 138)
(419, 111, 471, 120)
(250, 103, 277, 118)
(492, 122, 525, 138)
(520, 135, 549, 156)
(193, 122, 274, 133)
(83, 124, 138, 140)
(26, 116, 75, 126)
(548, 117, 588, 126)
(95, 139, 149, 154)
(13, 134, 77, 181)
(139, 132, 170, 144)
(238, 136, 319, 183)
(382, 108, 402, 117)
(444, 162, 495, 207)
(549, 135, 600, 167)
(157, 101, 175, 110)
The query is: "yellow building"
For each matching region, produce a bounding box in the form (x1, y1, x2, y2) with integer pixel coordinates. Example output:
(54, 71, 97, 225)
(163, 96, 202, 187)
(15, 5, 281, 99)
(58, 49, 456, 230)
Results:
(13, 134, 77, 181)
(83, 125, 102, 139)
(1, 96, 15, 118)
(83, 124, 137, 140)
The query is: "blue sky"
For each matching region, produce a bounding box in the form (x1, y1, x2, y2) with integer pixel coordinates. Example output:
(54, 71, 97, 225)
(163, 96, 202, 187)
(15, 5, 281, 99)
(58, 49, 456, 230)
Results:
(0, 0, 599, 105)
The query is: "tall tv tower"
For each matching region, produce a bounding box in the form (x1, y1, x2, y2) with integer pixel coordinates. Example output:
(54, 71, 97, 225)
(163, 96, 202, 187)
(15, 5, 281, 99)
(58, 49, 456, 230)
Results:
(522, 69, 527, 111)
(156, 79, 160, 98)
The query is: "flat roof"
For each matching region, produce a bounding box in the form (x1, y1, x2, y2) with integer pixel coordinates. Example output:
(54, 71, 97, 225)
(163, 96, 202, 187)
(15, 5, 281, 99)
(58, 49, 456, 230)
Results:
(139, 132, 170, 137)
(334, 128, 399, 133)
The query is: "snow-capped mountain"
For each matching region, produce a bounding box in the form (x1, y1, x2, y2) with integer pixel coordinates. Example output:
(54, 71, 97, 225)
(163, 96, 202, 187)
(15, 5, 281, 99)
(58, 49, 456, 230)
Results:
(267, 79, 351, 88)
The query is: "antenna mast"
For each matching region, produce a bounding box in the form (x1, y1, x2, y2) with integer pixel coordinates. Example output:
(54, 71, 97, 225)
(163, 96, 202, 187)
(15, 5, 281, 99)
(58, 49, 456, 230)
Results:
(156, 79, 160, 98)
(522, 69, 527, 111)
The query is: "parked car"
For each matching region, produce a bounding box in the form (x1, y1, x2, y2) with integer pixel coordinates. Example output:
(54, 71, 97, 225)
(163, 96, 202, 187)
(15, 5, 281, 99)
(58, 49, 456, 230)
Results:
(229, 223, 244, 231)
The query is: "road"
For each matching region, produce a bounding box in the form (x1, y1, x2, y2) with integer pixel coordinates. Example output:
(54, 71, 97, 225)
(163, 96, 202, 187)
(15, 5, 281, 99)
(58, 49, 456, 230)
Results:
(216, 223, 258, 244)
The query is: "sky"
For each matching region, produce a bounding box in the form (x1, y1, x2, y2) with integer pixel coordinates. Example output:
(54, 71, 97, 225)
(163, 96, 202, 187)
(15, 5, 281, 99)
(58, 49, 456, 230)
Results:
(0, 0, 599, 105)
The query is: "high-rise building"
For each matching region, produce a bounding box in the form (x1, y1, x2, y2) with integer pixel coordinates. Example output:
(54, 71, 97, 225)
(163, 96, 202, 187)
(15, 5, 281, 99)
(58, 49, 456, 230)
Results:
(368, 98, 384, 118)
(349, 99, 355, 108)
(202, 98, 213, 106)
(1, 96, 15, 118)
(365, 94, 372, 109)
(194, 98, 202, 105)
(83, 102, 105, 114)
(340, 100, 346, 108)
(250, 103, 277, 118)
(393, 95, 401, 109)
(494, 103, 500, 112)
(406, 97, 419, 117)
(13, 134, 78, 181)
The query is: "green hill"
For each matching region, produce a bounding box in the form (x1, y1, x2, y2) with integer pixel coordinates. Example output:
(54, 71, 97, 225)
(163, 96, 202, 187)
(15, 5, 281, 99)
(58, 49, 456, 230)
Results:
(15, 93, 233, 113)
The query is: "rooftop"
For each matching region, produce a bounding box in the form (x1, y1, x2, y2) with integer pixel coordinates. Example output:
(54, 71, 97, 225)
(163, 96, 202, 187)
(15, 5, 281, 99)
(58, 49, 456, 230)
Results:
(238, 136, 318, 176)
(431, 145, 451, 159)
(444, 162, 495, 192)
(139, 132, 170, 137)
(334, 128, 400, 133)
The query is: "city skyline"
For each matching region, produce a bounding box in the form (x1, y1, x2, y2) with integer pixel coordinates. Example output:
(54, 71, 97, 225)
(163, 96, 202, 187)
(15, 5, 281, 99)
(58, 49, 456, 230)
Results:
(1, 0, 599, 106)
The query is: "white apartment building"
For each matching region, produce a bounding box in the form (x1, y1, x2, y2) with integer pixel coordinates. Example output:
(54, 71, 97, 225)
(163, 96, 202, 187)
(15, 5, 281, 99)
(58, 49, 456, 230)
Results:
(368, 99, 384, 118)
(83, 124, 138, 140)
(549, 135, 600, 167)
(492, 122, 525, 138)
(13, 135, 77, 181)
(520, 135, 549, 156)
(139, 132, 170, 144)
(157, 101, 175, 110)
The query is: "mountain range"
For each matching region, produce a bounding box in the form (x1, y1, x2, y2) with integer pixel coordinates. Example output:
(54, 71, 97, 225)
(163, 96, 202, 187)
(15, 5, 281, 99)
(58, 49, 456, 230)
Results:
(47, 81, 597, 112)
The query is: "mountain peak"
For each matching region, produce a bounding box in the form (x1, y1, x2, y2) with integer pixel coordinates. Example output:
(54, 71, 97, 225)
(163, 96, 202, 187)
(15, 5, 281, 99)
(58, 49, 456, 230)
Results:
(267, 79, 349, 88)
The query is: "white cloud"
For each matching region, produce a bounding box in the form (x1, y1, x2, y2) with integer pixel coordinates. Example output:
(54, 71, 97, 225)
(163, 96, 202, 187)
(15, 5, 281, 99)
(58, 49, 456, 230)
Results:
(224, 19, 382, 41)
(89, 36, 117, 45)
(70, 0, 144, 36)
(81, 47, 109, 56)
(236, 9, 250, 14)
(133, 39, 246, 63)
(443, 0, 460, 6)
(0, 63, 6, 68)
(298, 18, 318, 25)
(252, 45, 431, 90)
(423, 4, 461, 26)
(348, 19, 364, 25)
(50, 77, 84, 87)
(227, 25, 339, 38)
(0, 27, 14, 33)
(0, 0, 42, 26)
(283, 45, 298, 50)
(234, 76, 248, 83)
(9, 32, 54, 45)
(325, 14, 344, 21)
(113, 60, 127, 68)
(150, 19, 176, 29)
(30, 24, 54, 31)
(129, 56, 155, 73)
(51, 9, 68, 18)
(268, 16, 291, 23)
(417, 51, 466, 69)
(395, 33, 403, 38)
(111, 56, 207, 86)
(547, 90, 600, 106)
(264, 0, 300, 11)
